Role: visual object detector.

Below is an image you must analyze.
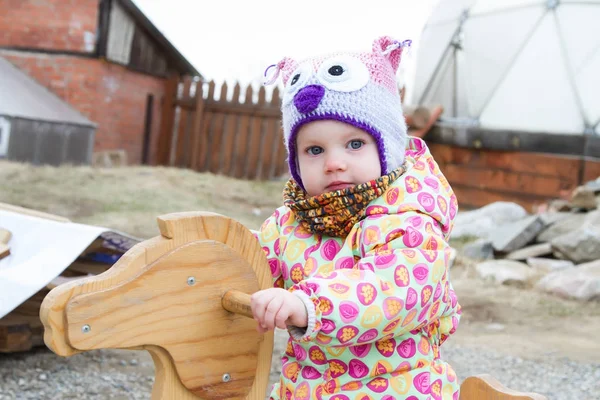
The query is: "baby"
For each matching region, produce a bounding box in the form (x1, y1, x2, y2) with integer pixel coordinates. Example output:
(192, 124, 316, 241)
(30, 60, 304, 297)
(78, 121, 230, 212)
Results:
(251, 36, 461, 400)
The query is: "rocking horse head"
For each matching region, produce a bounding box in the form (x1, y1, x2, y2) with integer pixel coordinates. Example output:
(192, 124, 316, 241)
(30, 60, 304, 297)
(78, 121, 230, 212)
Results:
(40, 212, 274, 400)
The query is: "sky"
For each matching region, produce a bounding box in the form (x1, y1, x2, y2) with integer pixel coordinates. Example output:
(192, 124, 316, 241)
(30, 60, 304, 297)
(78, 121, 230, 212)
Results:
(131, 0, 439, 101)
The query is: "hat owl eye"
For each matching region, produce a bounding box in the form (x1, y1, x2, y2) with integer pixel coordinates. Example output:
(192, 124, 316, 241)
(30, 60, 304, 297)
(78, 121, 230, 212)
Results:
(283, 62, 313, 105)
(328, 65, 344, 76)
(317, 55, 369, 92)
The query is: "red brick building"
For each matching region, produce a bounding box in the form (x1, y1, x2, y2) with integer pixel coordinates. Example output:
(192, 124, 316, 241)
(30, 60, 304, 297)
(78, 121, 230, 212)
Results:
(0, 0, 200, 164)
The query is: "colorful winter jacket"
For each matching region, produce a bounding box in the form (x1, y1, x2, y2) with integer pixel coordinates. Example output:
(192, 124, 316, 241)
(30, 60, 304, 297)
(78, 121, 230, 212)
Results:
(256, 137, 461, 400)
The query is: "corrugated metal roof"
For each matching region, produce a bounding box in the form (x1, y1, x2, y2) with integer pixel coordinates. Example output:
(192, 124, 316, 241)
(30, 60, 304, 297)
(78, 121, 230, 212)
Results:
(0, 56, 96, 127)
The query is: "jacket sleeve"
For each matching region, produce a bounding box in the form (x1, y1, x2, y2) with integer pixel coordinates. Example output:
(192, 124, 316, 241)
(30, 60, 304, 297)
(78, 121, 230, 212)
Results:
(287, 211, 460, 346)
(254, 210, 285, 289)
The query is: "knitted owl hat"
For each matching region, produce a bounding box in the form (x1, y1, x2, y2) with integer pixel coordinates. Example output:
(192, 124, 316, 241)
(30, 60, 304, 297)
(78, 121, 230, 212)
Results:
(264, 36, 411, 190)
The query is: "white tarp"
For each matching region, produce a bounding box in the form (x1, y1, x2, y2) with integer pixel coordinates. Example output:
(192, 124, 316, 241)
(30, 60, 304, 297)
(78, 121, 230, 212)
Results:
(0, 209, 140, 319)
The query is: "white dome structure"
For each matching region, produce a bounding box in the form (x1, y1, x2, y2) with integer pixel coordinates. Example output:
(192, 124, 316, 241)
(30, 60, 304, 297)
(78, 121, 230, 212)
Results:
(412, 0, 600, 136)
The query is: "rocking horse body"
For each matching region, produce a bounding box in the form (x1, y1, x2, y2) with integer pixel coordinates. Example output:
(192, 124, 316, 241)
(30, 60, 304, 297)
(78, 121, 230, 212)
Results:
(40, 212, 546, 400)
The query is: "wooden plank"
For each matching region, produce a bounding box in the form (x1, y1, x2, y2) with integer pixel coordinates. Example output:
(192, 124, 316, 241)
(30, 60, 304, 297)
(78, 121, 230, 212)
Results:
(207, 112, 226, 174)
(174, 77, 194, 167)
(67, 260, 112, 275)
(427, 123, 587, 156)
(198, 109, 214, 171)
(451, 184, 547, 212)
(232, 87, 253, 179)
(0, 319, 32, 353)
(205, 82, 229, 173)
(0, 312, 44, 352)
(12, 291, 48, 317)
(155, 74, 179, 165)
(219, 113, 238, 175)
(429, 143, 581, 181)
(245, 86, 266, 179)
(176, 100, 280, 118)
(220, 84, 240, 175)
(441, 164, 576, 198)
(198, 81, 218, 171)
(189, 80, 206, 170)
(263, 117, 280, 180)
(583, 158, 600, 183)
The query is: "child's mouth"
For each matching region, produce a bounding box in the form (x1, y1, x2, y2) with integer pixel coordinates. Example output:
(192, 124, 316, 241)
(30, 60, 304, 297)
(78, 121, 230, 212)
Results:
(326, 182, 353, 192)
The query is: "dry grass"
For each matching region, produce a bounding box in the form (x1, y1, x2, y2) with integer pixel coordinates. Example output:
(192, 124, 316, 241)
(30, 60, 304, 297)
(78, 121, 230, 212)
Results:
(0, 161, 285, 238)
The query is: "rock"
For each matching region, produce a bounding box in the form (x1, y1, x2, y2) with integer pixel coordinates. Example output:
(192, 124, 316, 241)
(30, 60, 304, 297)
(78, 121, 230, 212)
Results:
(448, 247, 458, 268)
(570, 186, 598, 210)
(538, 212, 573, 226)
(526, 257, 575, 272)
(38, 373, 47, 381)
(476, 260, 538, 287)
(129, 359, 138, 366)
(505, 242, 552, 261)
(453, 202, 527, 239)
(551, 225, 600, 263)
(462, 239, 494, 261)
(536, 213, 588, 243)
(491, 216, 545, 253)
(484, 323, 505, 331)
(548, 199, 572, 212)
(584, 177, 600, 193)
(536, 259, 600, 301)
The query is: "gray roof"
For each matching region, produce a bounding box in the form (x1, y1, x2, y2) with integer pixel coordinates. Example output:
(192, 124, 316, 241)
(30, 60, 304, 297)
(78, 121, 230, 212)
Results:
(0, 56, 96, 127)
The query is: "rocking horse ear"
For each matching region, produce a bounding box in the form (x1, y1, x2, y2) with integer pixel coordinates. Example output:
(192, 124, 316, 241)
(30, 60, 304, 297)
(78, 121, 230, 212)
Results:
(263, 57, 299, 86)
(372, 36, 411, 73)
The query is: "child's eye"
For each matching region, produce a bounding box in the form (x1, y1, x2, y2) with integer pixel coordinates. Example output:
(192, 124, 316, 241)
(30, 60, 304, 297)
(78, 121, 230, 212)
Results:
(348, 140, 364, 150)
(307, 146, 324, 155)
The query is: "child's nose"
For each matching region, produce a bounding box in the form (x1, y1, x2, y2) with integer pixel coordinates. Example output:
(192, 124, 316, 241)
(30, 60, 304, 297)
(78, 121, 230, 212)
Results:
(324, 153, 347, 172)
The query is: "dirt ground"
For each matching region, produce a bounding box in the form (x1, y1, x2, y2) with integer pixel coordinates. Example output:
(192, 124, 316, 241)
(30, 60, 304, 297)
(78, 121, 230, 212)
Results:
(2, 161, 599, 397)
(449, 267, 600, 364)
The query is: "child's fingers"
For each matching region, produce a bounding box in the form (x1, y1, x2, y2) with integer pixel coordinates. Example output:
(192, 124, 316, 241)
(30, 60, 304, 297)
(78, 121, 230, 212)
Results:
(250, 291, 270, 326)
(256, 324, 269, 334)
(275, 304, 292, 329)
(263, 295, 284, 331)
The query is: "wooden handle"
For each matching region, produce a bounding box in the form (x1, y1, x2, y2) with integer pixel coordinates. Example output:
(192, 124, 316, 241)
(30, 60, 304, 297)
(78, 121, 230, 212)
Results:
(222, 290, 253, 319)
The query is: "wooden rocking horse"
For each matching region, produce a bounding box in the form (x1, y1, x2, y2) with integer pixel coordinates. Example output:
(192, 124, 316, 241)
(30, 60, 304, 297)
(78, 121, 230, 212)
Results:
(40, 212, 547, 400)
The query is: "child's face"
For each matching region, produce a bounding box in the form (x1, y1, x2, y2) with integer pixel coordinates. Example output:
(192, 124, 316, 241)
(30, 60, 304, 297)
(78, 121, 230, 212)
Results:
(296, 120, 382, 197)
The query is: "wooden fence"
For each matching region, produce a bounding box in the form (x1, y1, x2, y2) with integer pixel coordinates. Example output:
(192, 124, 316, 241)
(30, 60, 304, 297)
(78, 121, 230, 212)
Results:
(155, 76, 287, 180)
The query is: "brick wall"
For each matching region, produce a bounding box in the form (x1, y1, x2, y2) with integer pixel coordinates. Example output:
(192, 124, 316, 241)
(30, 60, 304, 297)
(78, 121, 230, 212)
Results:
(0, 0, 99, 53)
(2, 50, 166, 164)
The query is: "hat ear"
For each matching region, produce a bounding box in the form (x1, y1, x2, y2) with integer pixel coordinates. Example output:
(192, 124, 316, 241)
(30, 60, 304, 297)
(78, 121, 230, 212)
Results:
(372, 36, 410, 73)
(264, 57, 300, 85)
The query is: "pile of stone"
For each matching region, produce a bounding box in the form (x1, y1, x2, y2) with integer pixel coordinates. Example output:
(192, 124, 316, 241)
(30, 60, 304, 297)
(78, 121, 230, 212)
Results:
(453, 177, 600, 301)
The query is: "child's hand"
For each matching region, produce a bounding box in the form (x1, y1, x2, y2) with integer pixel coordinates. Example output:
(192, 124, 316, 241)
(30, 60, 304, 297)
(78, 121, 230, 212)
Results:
(250, 288, 308, 333)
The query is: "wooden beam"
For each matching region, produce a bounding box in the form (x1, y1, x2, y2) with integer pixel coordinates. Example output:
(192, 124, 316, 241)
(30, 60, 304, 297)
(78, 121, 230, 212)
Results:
(155, 75, 179, 165)
(442, 164, 575, 198)
(429, 143, 581, 181)
(427, 123, 600, 159)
